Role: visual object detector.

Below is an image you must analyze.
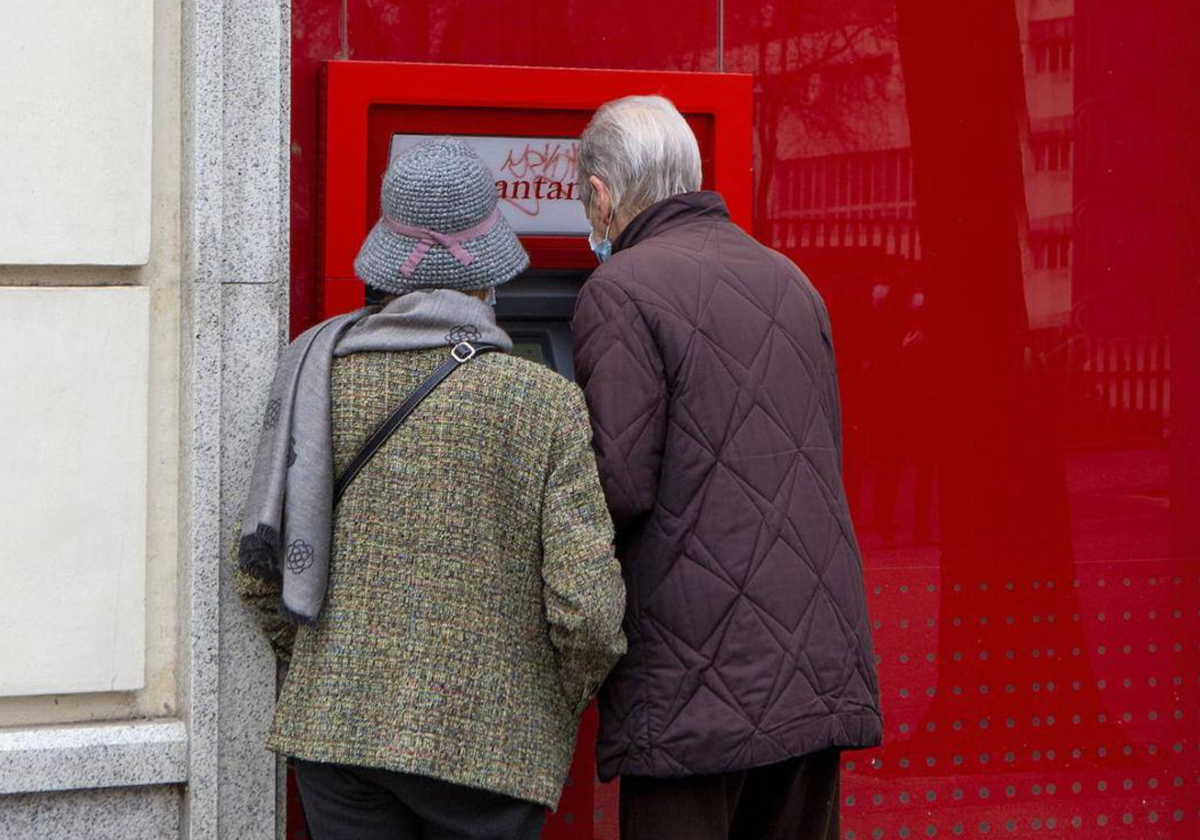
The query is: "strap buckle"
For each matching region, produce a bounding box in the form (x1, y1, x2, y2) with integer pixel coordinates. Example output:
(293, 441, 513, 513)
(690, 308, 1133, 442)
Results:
(451, 341, 477, 363)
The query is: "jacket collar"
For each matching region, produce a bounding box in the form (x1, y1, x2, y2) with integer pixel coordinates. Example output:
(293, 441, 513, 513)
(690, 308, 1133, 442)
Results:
(612, 191, 731, 254)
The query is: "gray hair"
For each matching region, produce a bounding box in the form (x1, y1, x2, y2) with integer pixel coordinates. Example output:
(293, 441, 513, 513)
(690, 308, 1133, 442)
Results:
(577, 95, 702, 220)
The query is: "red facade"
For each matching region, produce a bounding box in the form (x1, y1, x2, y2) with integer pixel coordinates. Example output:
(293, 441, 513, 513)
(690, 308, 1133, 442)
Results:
(290, 2, 1200, 838)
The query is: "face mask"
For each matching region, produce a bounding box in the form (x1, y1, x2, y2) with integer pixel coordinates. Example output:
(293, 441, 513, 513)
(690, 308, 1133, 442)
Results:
(588, 228, 612, 264)
(588, 197, 614, 264)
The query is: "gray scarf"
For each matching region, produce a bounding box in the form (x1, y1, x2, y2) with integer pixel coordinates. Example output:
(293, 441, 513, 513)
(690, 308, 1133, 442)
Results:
(237, 289, 512, 624)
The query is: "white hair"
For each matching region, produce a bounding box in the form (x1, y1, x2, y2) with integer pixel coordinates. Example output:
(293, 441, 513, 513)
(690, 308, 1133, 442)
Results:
(577, 95, 702, 219)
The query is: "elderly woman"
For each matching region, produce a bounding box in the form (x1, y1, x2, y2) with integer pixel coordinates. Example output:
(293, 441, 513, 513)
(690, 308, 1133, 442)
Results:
(235, 137, 626, 839)
(572, 96, 882, 840)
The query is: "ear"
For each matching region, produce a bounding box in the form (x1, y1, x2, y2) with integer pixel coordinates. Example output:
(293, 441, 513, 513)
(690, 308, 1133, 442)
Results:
(588, 176, 613, 225)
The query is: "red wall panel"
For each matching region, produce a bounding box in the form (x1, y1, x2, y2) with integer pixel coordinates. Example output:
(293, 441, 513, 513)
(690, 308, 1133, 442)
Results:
(291, 2, 1200, 838)
(347, 0, 718, 71)
(724, 0, 1200, 838)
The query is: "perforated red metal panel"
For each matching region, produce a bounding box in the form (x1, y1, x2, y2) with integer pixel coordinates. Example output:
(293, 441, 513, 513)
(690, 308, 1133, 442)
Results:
(723, 1, 1200, 837)
(290, 3, 1200, 838)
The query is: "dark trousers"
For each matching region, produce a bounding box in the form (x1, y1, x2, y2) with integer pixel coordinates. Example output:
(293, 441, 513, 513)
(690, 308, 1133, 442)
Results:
(619, 750, 840, 840)
(293, 759, 546, 840)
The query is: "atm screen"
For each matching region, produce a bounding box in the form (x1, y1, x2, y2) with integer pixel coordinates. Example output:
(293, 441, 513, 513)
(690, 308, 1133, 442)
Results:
(509, 333, 555, 370)
(495, 273, 586, 381)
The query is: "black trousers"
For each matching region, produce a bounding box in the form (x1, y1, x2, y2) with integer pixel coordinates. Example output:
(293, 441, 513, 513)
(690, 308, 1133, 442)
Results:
(619, 750, 841, 840)
(293, 759, 546, 840)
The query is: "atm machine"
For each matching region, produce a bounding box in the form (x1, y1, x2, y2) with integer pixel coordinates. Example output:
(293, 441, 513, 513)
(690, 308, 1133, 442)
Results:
(316, 60, 752, 840)
(365, 270, 584, 378)
(493, 272, 585, 378)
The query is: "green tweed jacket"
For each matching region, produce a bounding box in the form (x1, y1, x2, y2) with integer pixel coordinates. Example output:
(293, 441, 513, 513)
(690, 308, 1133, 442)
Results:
(235, 348, 627, 809)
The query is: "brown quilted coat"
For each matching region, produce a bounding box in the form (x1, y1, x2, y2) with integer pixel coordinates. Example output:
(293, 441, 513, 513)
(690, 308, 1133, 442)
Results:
(573, 191, 882, 780)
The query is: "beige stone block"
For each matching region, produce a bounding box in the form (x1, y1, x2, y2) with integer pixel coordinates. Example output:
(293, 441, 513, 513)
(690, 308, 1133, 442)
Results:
(0, 287, 149, 696)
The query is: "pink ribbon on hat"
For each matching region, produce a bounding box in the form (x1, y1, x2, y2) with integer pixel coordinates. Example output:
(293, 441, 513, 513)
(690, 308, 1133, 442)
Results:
(382, 207, 502, 278)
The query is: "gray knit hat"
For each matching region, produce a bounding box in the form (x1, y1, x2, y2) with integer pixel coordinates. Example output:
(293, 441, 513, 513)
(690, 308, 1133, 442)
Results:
(354, 137, 529, 295)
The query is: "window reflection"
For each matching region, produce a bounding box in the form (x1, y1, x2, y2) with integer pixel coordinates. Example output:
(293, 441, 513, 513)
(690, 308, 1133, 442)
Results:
(727, 0, 1199, 836)
(290, 1, 1200, 836)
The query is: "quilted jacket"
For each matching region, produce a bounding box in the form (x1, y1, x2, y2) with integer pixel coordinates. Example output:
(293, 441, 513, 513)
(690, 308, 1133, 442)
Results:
(574, 191, 882, 780)
(235, 348, 627, 808)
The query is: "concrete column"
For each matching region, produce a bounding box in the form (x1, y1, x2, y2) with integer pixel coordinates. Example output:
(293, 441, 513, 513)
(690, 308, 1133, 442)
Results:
(180, 0, 291, 837)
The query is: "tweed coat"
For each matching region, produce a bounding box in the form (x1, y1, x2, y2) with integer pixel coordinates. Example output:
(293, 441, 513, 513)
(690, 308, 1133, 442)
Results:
(235, 347, 627, 809)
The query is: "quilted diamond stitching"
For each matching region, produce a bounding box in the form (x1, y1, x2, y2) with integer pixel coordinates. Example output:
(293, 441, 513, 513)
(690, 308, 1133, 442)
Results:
(576, 207, 880, 778)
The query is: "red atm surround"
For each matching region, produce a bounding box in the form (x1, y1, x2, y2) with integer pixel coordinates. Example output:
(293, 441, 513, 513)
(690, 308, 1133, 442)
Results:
(314, 61, 752, 840)
(320, 60, 753, 320)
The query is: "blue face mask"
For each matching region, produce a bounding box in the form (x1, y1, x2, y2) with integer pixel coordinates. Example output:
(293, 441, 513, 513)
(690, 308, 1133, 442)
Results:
(589, 228, 612, 263)
(588, 199, 614, 264)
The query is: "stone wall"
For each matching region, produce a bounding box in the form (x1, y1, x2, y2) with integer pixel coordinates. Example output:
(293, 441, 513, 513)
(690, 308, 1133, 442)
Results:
(0, 0, 291, 837)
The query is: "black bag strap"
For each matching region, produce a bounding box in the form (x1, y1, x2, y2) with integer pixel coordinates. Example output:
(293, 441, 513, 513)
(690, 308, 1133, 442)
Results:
(333, 342, 501, 506)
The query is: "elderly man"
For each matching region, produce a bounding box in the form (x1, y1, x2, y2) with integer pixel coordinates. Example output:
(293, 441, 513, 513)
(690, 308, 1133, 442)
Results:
(573, 96, 882, 840)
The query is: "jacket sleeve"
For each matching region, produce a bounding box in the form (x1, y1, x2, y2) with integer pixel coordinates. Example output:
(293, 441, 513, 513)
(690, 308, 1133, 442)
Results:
(573, 276, 668, 536)
(540, 387, 628, 716)
(231, 522, 297, 664)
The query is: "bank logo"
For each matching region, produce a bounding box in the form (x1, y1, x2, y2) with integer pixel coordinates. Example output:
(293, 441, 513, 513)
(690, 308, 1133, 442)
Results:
(389, 134, 590, 236)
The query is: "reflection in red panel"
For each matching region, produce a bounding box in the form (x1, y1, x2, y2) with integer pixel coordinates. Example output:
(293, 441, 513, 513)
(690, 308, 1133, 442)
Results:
(292, 0, 718, 336)
(346, 0, 718, 71)
(726, 0, 1200, 837)
(292, 1, 1200, 838)
(291, 0, 343, 337)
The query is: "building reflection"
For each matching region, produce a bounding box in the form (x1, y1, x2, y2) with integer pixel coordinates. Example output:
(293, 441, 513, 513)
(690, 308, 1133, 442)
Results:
(728, 0, 1199, 835)
(285, 1, 1200, 836)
